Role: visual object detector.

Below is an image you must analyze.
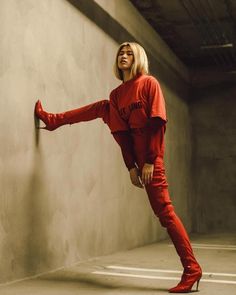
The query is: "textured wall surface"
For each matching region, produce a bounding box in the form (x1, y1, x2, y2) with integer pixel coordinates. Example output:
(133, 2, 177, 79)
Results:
(190, 83, 236, 233)
(191, 84, 236, 232)
(0, 0, 192, 284)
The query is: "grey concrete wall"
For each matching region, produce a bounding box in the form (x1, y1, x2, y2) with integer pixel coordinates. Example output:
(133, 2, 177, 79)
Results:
(190, 83, 236, 233)
(0, 0, 192, 284)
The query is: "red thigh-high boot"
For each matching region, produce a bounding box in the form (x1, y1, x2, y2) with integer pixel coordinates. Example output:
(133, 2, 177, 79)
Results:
(161, 210, 202, 293)
(145, 187, 202, 293)
(34, 99, 110, 131)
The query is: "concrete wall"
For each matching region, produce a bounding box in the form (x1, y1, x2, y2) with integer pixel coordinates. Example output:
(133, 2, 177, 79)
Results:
(190, 83, 236, 233)
(0, 0, 192, 284)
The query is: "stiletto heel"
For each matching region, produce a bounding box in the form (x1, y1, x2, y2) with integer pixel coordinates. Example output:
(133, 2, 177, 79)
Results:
(169, 267, 202, 293)
(196, 279, 200, 291)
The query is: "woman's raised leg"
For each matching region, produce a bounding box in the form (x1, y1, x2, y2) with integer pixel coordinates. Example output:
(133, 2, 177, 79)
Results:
(34, 99, 110, 131)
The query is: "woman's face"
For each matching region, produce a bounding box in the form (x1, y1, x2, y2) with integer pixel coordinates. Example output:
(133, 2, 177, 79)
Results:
(117, 45, 134, 72)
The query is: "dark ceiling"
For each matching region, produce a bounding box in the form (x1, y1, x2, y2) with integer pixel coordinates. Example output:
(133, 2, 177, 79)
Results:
(130, 0, 236, 74)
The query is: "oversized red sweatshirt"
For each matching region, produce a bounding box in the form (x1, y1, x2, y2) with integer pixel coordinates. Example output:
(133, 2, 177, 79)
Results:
(109, 74, 167, 170)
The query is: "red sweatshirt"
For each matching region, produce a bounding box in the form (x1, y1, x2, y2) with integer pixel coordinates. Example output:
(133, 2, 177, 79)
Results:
(109, 74, 167, 170)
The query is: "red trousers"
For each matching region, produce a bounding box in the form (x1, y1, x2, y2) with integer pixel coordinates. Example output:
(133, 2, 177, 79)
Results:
(52, 100, 199, 270)
(130, 127, 197, 269)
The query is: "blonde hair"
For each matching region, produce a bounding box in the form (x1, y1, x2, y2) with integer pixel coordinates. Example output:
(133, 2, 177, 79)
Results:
(114, 42, 149, 81)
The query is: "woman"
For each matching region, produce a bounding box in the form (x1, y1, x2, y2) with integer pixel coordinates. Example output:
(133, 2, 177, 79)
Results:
(35, 42, 202, 293)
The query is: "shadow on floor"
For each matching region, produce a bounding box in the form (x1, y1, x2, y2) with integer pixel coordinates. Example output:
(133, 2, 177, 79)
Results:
(38, 270, 168, 292)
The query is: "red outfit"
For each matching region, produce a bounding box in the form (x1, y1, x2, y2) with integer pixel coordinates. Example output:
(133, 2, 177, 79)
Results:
(108, 74, 200, 283)
(109, 74, 166, 130)
(35, 74, 201, 291)
(109, 74, 167, 168)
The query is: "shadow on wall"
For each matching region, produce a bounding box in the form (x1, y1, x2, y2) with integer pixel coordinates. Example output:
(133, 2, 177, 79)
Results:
(23, 117, 53, 275)
(66, 0, 135, 45)
(66, 0, 190, 100)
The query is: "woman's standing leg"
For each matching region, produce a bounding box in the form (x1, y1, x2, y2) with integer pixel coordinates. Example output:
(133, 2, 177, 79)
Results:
(145, 185, 202, 292)
(34, 99, 110, 131)
(132, 136, 202, 293)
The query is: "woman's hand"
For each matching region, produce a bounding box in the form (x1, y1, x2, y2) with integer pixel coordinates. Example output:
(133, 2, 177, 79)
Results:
(141, 163, 154, 185)
(129, 167, 144, 188)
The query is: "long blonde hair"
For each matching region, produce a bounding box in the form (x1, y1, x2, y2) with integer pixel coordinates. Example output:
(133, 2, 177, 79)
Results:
(114, 42, 149, 81)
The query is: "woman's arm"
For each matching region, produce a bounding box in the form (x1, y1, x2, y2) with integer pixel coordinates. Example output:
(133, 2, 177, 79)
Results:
(140, 117, 165, 185)
(145, 76, 167, 164)
(109, 91, 143, 188)
(141, 77, 167, 185)
(109, 90, 136, 170)
(146, 117, 166, 164)
(112, 130, 136, 170)
(112, 131, 144, 188)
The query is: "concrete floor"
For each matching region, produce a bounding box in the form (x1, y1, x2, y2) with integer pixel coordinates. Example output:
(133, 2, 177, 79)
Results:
(0, 233, 235, 295)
